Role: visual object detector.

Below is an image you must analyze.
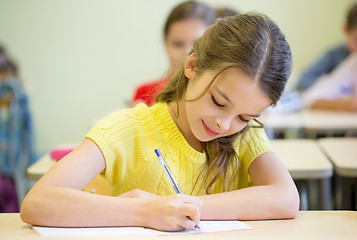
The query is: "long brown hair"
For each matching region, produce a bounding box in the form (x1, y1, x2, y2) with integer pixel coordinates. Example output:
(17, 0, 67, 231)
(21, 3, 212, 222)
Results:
(156, 13, 292, 193)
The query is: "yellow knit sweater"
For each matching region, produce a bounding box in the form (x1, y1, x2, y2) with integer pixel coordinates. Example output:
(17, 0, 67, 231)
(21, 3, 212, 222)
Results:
(86, 102, 272, 196)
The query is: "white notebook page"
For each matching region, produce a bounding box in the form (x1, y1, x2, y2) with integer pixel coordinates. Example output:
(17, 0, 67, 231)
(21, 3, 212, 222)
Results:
(31, 220, 252, 237)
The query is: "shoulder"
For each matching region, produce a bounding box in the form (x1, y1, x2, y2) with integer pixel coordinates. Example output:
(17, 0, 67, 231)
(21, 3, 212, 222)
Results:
(134, 78, 168, 94)
(234, 125, 271, 160)
(132, 78, 169, 105)
(86, 103, 168, 152)
(241, 125, 270, 145)
(136, 79, 162, 91)
(91, 103, 155, 130)
(324, 43, 349, 58)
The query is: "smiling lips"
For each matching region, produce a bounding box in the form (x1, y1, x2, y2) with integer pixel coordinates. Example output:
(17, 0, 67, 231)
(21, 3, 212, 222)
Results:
(202, 121, 220, 137)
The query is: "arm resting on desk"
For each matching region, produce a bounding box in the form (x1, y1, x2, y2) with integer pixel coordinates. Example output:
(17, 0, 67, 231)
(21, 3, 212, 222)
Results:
(198, 152, 300, 220)
(20, 139, 201, 232)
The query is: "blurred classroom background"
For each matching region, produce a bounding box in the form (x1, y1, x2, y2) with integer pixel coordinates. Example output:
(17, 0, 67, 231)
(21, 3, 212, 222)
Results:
(1, 0, 356, 211)
(0, 0, 353, 156)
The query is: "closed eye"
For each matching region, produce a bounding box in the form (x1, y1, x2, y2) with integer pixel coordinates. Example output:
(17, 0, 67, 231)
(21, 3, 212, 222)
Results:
(211, 95, 224, 107)
(239, 115, 250, 123)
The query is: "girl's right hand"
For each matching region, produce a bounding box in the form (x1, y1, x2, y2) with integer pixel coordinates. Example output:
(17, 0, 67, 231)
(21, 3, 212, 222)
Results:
(141, 194, 202, 232)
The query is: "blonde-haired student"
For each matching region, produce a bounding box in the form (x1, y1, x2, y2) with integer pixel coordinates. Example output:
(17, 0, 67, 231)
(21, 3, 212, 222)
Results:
(20, 13, 299, 232)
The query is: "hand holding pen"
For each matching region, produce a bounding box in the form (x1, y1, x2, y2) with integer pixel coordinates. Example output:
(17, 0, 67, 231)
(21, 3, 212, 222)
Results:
(155, 148, 202, 231)
(141, 193, 202, 231)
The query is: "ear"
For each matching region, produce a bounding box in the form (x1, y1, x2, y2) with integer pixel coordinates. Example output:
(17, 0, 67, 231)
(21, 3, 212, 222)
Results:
(184, 52, 197, 79)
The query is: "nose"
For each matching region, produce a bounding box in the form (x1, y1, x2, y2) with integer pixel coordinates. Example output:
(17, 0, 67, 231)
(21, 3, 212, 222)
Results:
(215, 116, 233, 132)
(215, 115, 248, 133)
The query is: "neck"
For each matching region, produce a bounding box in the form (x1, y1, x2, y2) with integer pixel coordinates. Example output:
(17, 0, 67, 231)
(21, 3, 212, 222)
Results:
(168, 100, 204, 152)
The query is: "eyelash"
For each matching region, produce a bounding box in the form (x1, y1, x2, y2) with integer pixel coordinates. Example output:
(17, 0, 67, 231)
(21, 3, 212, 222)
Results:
(211, 95, 224, 107)
(239, 115, 250, 123)
(211, 95, 250, 123)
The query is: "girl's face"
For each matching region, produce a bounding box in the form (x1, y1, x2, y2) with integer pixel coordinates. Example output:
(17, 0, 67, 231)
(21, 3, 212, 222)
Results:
(178, 67, 272, 147)
(164, 19, 208, 74)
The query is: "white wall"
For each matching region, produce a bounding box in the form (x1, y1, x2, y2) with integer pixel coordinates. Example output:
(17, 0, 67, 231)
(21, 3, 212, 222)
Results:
(0, 0, 354, 157)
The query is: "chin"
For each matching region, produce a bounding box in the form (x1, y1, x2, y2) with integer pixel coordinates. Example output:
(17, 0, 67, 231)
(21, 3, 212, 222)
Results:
(196, 132, 218, 143)
(192, 131, 210, 143)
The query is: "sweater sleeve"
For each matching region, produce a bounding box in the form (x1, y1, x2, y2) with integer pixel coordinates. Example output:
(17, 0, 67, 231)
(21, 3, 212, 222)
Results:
(239, 127, 272, 163)
(85, 109, 135, 185)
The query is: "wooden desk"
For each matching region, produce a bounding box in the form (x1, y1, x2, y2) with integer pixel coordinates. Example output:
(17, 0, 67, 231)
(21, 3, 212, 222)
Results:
(318, 137, 357, 210)
(1, 212, 356, 240)
(271, 139, 333, 210)
(27, 155, 110, 195)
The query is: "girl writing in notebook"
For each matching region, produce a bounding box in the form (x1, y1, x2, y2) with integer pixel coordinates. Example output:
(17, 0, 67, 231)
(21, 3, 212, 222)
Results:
(21, 13, 299, 231)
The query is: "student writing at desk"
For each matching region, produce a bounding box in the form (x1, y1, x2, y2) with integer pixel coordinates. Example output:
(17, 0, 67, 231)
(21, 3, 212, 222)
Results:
(20, 13, 299, 232)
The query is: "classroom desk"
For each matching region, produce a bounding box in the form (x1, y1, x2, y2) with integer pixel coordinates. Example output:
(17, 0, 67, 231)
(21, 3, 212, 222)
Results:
(262, 109, 357, 138)
(318, 137, 357, 210)
(26, 154, 56, 181)
(271, 139, 333, 210)
(1, 211, 356, 240)
(261, 111, 302, 138)
(302, 110, 357, 137)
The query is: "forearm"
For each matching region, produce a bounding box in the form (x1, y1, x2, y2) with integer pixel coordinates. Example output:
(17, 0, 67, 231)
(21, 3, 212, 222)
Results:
(198, 184, 299, 220)
(20, 186, 145, 227)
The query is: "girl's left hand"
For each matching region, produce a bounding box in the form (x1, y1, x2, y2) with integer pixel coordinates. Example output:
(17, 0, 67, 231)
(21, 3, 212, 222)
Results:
(118, 189, 159, 199)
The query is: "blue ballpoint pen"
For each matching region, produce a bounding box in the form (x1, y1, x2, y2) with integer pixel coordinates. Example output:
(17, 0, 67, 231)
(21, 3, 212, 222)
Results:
(154, 148, 201, 231)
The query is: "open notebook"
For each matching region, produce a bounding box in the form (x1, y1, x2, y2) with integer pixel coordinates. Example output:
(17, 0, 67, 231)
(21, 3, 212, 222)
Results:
(31, 220, 252, 237)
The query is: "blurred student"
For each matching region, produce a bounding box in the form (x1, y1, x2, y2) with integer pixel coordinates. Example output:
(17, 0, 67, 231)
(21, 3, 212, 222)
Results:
(131, 1, 216, 106)
(299, 2, 357, 111)
(0, 45, 33, 212)
(296, 2, 357, 92)
(301, 53, 357, 111)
